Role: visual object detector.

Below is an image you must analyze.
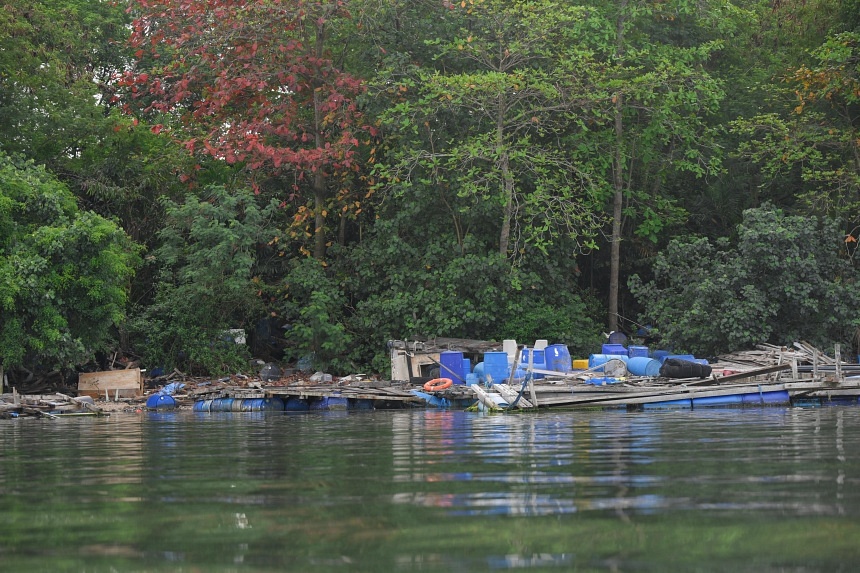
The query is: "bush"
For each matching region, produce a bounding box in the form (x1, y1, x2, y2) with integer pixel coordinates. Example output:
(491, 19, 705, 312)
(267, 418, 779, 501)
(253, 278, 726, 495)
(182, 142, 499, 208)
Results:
(127, 185, 275, 375)
(629, 204, 860, 355)
(0, 153, 140, 371)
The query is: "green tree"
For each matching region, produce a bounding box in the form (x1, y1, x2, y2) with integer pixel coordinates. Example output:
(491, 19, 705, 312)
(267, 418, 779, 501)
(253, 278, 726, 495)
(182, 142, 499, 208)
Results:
(629, 205, 860, 355)
(0, 153, 140, 372)
(372, 0, 606, 261)
(732, 32, 860, 230)
(573, 0, 743, 331)
(128, 185, 277, 375)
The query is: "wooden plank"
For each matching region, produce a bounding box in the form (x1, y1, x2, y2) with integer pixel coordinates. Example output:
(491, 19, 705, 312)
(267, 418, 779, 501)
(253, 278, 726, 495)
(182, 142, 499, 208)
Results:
(537, 382, 794, 408)
(471, 384, 503, 411)
(77, 369, 142, 398)
(492, 384, 534, 409)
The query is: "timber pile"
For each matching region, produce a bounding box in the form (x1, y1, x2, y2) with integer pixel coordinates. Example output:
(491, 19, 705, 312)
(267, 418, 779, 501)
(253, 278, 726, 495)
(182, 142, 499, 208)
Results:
(0, 391, 106, 419)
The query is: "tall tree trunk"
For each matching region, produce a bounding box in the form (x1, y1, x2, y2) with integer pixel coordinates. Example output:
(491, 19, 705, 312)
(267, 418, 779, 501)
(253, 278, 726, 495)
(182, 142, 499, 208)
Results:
(497, 97, 514, 258)
(312, 21, 327, 261)
(313, 170, 326, 260)
(608, 1, 628, 332)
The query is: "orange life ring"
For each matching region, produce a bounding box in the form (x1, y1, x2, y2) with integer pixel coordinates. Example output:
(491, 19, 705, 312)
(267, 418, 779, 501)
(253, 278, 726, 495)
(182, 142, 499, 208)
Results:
(423, 378, 453, 392)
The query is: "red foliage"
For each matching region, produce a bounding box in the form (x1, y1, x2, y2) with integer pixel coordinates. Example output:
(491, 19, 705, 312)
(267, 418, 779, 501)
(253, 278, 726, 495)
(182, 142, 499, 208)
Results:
(123, 0, 366, 181)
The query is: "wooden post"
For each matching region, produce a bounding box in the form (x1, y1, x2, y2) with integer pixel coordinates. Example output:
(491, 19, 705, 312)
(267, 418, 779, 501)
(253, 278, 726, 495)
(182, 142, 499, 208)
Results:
(791, 357, 799, 380)
(813, 350, 819, 381)
(835, 343, 842, 384)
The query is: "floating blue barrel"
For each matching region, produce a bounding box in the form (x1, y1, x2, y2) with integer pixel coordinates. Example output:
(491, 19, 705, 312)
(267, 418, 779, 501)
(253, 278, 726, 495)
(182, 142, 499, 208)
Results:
(644, 398, 692, 410)
(440, 351, 465, 385)
(483, 351, 509, 384)
(627, 357, 661, 376)
(741, 390, 790, 406)
(349, 398, 375, 411)
(242, 397, 285, 411)
(462, 358, 471, 374)
(211, 398, 234, 412)
(192, 399, 212, 412)
(310, 396, 348, 411)
(601, 343, 627, 355)
(693, 394, 742, 408)
(146, 394, 176, 410)
(545, 344, 572, 373)
(284, 397, 310, 411)
(628, 346, 649, 358)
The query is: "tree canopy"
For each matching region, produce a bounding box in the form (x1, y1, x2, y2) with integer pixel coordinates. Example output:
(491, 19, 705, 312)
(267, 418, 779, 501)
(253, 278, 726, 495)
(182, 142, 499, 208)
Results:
(2, 0, 858, 379)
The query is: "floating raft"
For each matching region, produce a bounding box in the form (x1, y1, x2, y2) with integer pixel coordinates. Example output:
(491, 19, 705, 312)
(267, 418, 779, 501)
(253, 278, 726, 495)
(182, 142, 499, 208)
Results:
(470, 361, 860, 411)
(191, 383, 426, 412)
(0, 392, 106, 418)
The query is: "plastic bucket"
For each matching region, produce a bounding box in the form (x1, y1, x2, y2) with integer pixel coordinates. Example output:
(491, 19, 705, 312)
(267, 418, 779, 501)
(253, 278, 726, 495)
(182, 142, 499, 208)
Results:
(483, 351, 509, 384)
(440, 351, 465, 385)
(545, 344, 572, 373)
(627, 357, 661, 376)
(628, 345, 649, 358)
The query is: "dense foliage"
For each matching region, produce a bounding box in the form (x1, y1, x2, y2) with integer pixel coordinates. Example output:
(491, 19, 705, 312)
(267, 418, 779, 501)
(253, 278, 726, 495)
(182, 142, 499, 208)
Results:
(629, 205, 860, 356)
(1, 0, 858, 380)
(0, 153, 139, 371)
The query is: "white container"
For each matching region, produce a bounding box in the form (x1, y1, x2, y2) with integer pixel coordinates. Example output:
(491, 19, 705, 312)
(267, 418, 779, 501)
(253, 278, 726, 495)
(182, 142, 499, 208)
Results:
(503, 339, 518, 364)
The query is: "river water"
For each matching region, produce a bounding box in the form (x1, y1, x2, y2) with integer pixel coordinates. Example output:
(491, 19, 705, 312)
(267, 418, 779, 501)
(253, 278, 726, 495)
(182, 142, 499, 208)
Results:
(2, 406, 859, 572)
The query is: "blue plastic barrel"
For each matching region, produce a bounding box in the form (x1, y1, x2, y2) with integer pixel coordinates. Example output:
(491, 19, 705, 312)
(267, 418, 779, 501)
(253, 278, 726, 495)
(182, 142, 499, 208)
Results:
(192, 399, 212, 412)
(545, 344, 572, 373)
(520, 348, 546, 379)
(212, 398, 233, 412)
(589, 354, 629, 368)
(440, 351, 465, 385)
(602, 343, 627, 355)
(628, 345, 649, 358)
(627, 357, 661, 376)
(285, 397, 310, 411)
(652, 350, 671, 362)
(146, 394, 176, 410)
(462, 358, 471, 374)
(483, 351, 509, 384)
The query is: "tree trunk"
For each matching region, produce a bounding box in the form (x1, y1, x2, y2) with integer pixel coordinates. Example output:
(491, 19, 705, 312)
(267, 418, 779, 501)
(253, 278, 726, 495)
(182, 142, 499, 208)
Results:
(608, 1, 628, 332)
(313, 170, 326, 260)
(497, 97, 513, 258)
(312, 21, 327, 262)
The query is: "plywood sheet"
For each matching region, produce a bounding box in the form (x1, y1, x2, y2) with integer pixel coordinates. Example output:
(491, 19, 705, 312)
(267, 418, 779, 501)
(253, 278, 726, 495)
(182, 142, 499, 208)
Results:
(78, 369, 142, 399)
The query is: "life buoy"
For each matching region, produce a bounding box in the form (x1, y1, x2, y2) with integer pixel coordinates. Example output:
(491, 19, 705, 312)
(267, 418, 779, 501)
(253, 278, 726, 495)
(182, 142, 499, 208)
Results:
(423, 378, 453, 392)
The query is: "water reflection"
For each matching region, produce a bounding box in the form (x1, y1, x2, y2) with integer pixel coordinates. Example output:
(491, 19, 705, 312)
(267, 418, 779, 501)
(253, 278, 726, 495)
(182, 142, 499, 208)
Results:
(389, 408, 860, 519)
(3, 407, 860, 571)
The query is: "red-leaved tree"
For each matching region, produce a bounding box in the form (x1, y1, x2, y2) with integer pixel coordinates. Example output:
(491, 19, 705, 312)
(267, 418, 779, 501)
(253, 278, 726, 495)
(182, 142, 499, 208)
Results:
(121, 0, 368, 259)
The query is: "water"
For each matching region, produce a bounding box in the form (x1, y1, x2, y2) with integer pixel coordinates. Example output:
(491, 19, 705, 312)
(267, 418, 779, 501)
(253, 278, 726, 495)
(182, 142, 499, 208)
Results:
(2, 407, 860, 572)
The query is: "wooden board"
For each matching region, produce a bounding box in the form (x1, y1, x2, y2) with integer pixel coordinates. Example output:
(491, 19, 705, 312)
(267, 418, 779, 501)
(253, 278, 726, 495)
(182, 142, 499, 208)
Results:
(78, 369, 142, 399)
